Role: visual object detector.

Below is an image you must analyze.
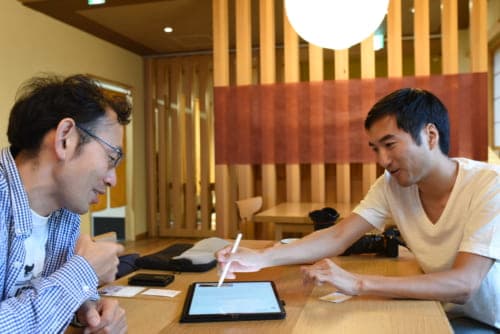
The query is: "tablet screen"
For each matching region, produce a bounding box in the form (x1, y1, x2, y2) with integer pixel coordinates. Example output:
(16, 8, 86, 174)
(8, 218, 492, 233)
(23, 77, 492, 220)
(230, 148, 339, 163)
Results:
(180, 281, 286, 322)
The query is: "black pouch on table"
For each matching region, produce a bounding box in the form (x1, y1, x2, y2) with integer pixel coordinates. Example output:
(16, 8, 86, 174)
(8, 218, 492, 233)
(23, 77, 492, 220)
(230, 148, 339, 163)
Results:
(116, 253, 140, 279)
(135, 238, 230, 272)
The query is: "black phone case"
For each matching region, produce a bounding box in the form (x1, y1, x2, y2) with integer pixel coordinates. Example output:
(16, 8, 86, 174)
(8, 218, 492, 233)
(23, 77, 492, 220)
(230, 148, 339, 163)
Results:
(128, 273, 174, 287)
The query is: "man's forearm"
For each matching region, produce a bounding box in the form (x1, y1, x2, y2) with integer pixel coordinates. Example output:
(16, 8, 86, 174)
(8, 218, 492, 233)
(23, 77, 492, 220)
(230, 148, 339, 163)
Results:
(358, 253, 493, 304)
(260, 214, 375, 267)
(260, 227, 351, 267)
(358, 271, 472, 303)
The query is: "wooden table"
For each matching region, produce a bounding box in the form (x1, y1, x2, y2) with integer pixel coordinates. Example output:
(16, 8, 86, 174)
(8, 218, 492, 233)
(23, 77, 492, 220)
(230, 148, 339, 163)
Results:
(253, 202, 354, 239)
(71, 240, 452, 334)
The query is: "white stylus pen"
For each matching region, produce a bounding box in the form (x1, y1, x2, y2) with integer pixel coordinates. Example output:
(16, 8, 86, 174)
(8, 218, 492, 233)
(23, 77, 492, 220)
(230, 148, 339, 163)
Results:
(217, 232, 243, 287)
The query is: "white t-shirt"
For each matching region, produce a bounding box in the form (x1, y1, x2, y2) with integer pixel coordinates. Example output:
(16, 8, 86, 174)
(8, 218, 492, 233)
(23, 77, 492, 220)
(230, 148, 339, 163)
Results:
(353, 158, 500, 329)
(7, 210, 49, 298)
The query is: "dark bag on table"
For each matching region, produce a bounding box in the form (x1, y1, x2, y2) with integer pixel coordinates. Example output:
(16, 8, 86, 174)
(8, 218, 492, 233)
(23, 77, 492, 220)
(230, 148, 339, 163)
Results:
(135, 238, 230, 272)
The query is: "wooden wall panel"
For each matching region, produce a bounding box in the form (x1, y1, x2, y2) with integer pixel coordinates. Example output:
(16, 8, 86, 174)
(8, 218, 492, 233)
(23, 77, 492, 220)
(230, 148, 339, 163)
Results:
(215, 75, 487, 163)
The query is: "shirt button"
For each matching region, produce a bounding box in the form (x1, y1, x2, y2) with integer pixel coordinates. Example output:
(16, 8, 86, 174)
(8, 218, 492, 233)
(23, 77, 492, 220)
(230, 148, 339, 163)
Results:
(82, 285, 90, 292)
(15, 229, 21, 234)
(13, 261, 22, 268)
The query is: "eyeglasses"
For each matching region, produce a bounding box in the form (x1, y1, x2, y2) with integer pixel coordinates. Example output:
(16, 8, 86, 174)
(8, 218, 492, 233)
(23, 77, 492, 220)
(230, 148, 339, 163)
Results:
(76, 124, 123, 169)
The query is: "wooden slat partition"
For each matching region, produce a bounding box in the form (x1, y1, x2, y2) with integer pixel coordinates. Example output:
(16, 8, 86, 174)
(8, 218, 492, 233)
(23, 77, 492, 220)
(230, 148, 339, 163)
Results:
(171, 61, 185, 233)
(334, 49, 351, 204)
(213, 0, 232, 238)
(441, 0, 459, 156)
(147, 57, 218, 238)
(387, 0, 403, 77)
(414, 0, 430, 76)
(441, 0, 459, 74)
(142, 0, 489, 240)
(198, 57, 214, 234)
(235, 0, 255, 238)
(283, 7, 301, 203)
(184, 61, 197, 232)
(145, 58, 158, 237)
(156, 60, 169, 235)
(259, 0, 278, 239)
(470, 0, 488, 73)
(309, 44, 326, 203)
(360, 35, 377, 197)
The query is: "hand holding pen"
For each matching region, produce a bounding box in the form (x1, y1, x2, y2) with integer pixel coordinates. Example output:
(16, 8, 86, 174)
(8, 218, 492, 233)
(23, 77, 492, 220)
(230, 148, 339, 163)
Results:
(215, 234, 269, 282)
(217, 233, 243, 287)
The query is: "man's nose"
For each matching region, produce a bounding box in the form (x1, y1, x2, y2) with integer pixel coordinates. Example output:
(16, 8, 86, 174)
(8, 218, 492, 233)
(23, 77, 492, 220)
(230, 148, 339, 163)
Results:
(104, 168, 117, 187)
(377, 149, 392, 169)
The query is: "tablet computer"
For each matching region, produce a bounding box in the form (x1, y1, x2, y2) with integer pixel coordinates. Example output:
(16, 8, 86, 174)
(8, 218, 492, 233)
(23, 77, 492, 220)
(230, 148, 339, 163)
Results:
(180, 281, 286, 323)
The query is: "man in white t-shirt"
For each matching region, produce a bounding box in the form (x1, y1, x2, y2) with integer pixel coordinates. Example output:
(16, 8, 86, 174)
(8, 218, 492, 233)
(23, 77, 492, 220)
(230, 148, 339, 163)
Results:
(216, 88, 499, 332)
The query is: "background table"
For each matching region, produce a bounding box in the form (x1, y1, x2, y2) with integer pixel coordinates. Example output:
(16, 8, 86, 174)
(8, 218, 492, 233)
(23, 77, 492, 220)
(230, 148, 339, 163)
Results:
(70, 240, 452, 334)
(253, 202, 354, 239)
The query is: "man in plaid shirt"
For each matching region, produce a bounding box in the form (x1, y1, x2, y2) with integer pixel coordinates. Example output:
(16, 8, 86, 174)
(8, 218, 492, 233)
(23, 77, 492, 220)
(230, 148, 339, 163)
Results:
(0, 74, 130, 333)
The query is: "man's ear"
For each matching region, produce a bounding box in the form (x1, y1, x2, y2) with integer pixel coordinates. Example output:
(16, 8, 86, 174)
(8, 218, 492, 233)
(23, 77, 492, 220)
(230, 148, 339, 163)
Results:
(54, 118, 77, 160)
(425, 123, 439, 150)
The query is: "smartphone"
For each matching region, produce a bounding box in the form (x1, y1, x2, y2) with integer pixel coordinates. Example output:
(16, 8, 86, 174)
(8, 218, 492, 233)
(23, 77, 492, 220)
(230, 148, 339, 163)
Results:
(128, 273, 175, 287)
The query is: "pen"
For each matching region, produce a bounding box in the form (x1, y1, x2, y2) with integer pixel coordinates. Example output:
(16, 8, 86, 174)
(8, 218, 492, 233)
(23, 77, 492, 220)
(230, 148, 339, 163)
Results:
(217, 232, 243, 287)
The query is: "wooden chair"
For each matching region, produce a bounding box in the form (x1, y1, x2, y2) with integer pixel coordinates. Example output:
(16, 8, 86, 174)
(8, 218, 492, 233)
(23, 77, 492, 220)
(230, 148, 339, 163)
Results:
(235, 196, 263, 239)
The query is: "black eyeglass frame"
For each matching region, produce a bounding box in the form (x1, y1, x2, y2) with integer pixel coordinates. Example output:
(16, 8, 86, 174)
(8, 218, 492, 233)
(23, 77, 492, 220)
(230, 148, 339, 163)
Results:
(75, 124, 123, 168)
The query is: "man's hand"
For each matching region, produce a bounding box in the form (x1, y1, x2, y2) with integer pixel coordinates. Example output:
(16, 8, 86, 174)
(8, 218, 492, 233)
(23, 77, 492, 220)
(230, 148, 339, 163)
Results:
(215, 246, 265, 279)
(76, 299, 127, 334)
(301, 258, 362, 295)
(75, 235, 124, 284)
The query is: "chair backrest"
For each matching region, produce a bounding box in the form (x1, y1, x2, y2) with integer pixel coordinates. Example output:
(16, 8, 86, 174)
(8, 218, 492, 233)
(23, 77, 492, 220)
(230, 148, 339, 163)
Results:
(235, 196, 263, 223)
(93, 231, 118, 243)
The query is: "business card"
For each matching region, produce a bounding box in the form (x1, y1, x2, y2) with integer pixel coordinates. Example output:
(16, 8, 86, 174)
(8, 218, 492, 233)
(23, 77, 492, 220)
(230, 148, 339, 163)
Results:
(141, 289, 181, 297)
(319, 291, 352, 303)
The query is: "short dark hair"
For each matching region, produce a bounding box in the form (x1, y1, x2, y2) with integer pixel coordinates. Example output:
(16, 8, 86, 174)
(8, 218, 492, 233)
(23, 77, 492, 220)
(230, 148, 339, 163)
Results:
(7, 74, 131, 157)
(364, 88, 450, 155)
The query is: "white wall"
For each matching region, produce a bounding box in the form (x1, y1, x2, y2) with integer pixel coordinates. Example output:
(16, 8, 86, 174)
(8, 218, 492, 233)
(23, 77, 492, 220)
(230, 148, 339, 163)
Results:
(0, 1, 147, 239)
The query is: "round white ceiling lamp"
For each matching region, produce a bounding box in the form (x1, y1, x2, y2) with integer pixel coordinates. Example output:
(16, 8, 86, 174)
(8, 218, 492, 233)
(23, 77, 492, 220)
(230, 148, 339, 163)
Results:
(284, 0, 389, 50)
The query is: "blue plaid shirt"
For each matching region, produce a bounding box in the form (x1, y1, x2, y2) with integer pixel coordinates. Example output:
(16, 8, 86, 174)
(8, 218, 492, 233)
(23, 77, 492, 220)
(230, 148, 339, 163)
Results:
(0, 148, 98, 333)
